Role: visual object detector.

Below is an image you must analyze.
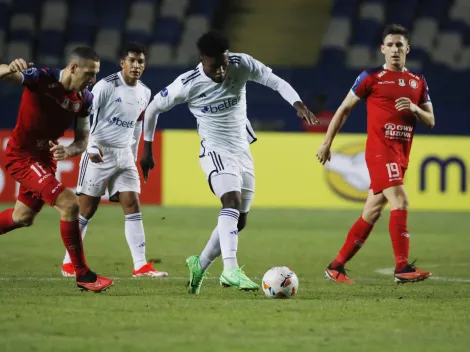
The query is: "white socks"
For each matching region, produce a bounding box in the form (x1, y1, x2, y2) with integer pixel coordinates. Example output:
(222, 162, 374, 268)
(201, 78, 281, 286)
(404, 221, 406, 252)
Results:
(200, 226, 221, 270)
(218, 208, 240, 270)
(63, 215, 88, 264)
(125, 213, 147, 270)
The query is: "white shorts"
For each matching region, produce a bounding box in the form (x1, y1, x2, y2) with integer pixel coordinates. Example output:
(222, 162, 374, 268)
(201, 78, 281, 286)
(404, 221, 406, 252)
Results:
(76, 146, 140, 202)
(199, 146, 255, 213)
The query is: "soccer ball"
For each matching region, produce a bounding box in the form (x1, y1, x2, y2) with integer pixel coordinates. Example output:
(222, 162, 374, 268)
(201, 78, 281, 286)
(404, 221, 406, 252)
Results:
(262, 266, 299, 299)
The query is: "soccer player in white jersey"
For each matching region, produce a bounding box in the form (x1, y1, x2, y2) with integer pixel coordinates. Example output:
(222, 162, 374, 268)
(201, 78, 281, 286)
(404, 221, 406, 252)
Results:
(61, 42, 168, 278)
(141, 31, 318, 294)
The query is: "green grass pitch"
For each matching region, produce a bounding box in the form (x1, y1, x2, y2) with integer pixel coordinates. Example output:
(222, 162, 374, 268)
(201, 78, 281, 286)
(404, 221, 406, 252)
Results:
(0, 205, 469, 352)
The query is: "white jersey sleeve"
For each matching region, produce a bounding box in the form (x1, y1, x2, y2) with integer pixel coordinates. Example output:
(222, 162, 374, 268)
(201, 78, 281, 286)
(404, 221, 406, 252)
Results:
(144, 75, 190, 141)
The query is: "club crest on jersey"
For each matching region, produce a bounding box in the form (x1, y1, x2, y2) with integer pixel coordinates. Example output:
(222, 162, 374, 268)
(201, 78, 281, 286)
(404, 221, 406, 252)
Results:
(73, 101, 82, 112)
(398, 79, 406, 87)
(409, 79, 418, 89)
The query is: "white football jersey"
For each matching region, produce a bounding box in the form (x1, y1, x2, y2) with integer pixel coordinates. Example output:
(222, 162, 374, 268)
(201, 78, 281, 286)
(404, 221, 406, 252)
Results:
(89, 72, 151, 148)
(150, 53, 271, 154)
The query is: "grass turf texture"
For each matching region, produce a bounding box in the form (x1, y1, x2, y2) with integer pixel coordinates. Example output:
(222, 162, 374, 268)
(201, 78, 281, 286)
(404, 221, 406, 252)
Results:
(0, 206, 469, 352)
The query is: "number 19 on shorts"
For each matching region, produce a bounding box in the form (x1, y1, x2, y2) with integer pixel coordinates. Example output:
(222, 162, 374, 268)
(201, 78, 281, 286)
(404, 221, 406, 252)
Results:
(386, 162, 400, 181)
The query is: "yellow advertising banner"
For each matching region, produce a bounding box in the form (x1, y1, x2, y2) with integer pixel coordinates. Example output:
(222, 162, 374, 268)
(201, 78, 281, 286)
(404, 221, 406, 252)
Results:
(162, 131, 469, 211)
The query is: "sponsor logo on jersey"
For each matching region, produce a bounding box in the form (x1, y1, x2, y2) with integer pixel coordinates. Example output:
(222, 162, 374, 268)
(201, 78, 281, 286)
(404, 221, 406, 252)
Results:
(384, 123, 413, 140)
(201, 96, 241, 113)
(107, 117, 135, 128)
(408, 72, 420, 80)
(377, 71, 387, 78)
(378, 81, 395, 84)
(160, 88, 168, 97)
(409, 79, 418, 89)
(115, 97, 122, 103)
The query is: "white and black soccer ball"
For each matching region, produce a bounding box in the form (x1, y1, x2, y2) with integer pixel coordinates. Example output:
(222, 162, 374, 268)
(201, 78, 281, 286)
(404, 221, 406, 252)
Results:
(262, 266, 299, 299)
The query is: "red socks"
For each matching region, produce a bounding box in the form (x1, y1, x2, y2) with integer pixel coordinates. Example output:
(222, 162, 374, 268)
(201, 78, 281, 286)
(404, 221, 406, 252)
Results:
(0, 208, 20, 235)
(60, 220, 89, 277)
(332, 216, 374, 268)
(389, 209, 409, 272)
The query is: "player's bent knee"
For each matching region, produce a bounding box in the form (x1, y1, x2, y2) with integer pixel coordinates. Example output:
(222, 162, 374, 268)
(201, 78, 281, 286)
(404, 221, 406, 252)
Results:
(79, 195, 100, 219)
(12, 212, 35, 227)
(54, 189, 80, 218)
(220, 191, 242, 210)
(119, 192, 141, 214)
(362, 209, 382, 224)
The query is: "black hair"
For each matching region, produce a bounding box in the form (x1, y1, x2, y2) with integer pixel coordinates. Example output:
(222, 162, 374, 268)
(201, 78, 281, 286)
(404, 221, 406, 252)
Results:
(68, 46, 100, 63)
(196, 30, 229, 57)
(121, 42, 147, 59)
(382, 24, 409, 42)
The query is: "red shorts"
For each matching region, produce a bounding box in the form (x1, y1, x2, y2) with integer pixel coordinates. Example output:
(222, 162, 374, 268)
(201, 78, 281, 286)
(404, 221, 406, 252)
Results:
(5, 147, 65, 212)
(368, 161, 407, 194)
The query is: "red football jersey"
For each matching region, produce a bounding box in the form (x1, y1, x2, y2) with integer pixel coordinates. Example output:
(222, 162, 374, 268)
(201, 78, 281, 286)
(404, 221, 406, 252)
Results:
(8, 67, 93, 156)
(351, 65, 431, 167)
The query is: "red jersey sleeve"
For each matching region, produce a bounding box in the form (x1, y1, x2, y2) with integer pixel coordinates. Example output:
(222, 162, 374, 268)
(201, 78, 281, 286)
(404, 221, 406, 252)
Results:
(419, 75, 431, 105)
(351, 70, 373, 99)
(77, 89, 94, 117)
(20, 67, 57, 88)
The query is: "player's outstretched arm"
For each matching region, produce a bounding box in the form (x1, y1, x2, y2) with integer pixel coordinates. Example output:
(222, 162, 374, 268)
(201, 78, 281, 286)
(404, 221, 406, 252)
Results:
(0, 58, 34, 83)
(316, 91, 361, 165)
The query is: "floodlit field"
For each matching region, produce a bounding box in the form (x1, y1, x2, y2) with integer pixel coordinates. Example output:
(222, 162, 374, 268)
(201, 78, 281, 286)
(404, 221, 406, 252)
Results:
(0, 206, 469, 352)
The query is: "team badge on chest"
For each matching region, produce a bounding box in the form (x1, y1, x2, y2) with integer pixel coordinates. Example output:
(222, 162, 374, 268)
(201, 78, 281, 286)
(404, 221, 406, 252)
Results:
(73, 101, 82, 112)
(409, 79, 418, 89)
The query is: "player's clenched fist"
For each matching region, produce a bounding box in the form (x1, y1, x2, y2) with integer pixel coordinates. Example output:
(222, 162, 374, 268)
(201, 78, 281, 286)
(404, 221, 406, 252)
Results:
(316, 143, 331, 165)
(395, 97, 418, 114)
(49, 140, 69, 161)
(9, 58, 34, 73)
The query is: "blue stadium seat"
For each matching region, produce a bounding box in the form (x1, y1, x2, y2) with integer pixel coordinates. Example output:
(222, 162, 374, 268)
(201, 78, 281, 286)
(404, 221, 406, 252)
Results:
(126, 31, 151, 45)
(418, 0, 449, 20)
(69, 0, 97, 27)
(331, 0, 358, 17)
(189, 0, 219, 18)
(386, 0, 419, 29)
(318, 48, 344, 68)
(67, 26, 94, 46)
(351, 20, 382, 46)
(11, 0, 41, 15)
(9, 30, 33, 42)
(99, 0, 128, 29)
(153, 18, 181, 45)
(37, 31, 63, 58)
(0, 2, 9, 30)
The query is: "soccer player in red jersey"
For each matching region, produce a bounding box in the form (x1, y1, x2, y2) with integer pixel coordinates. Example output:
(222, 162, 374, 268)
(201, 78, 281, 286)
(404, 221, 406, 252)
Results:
(0, 47, 113, 292)
(316, 24, 435, 284)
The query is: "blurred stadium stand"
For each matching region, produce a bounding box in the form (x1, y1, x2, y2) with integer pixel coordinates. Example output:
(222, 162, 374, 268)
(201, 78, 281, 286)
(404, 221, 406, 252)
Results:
(0, 0, 469, 135)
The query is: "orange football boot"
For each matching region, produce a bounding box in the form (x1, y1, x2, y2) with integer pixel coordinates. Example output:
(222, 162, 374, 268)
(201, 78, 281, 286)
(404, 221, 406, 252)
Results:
(394, 262, 431, 284)
(77, 273, 114, 293)
(325, 265, 354, 283)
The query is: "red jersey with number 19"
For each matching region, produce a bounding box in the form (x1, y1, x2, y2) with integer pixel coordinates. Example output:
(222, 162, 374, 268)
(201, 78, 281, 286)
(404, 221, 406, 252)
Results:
(351, 65, 431, 169)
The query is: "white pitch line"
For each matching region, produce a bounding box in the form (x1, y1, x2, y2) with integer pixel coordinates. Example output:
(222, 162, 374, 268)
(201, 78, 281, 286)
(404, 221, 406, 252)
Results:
(375, 268, 470, 283)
